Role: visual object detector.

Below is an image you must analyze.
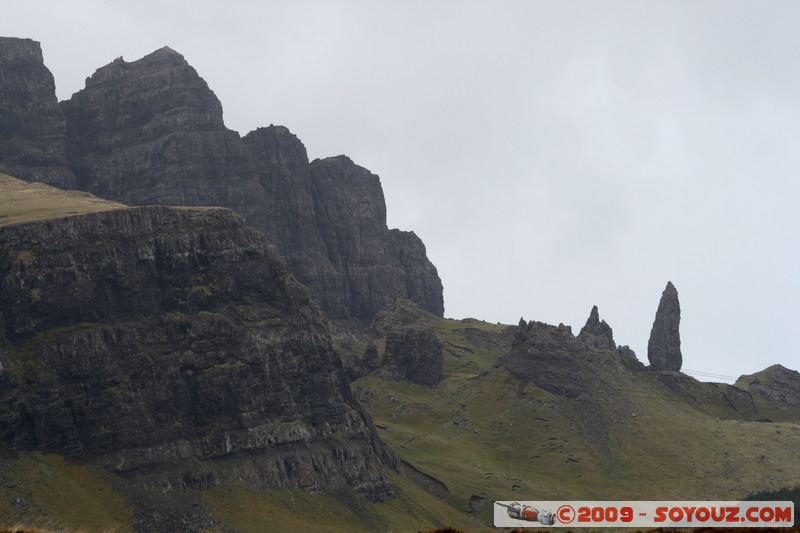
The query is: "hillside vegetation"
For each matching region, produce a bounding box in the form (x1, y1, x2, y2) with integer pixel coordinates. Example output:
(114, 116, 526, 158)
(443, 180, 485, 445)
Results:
(349, 303, 800, 526)
(2, 300, 797, 532)
(0, 173, 126, 227)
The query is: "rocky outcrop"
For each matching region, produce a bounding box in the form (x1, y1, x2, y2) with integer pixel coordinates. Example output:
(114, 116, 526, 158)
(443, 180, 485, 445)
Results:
(0, 204, 395, 501)
(735, 365, 800, 409)
(505, 320, 588, 398)
(60, 47, 264, 211)
(577, 305, 616, 350)
(647, 281, 682, 371)
(306, 155, 444, 319)
(244, 127, 444, 319)
(240, 125, 319, 249)
(0, 37, 75, 187)
(380, 326, 443, 387)
(50, 46, 443, 321)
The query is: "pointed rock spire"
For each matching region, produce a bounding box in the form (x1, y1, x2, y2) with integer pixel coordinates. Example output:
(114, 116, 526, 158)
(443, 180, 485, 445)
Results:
(577, 305, 616, 350)
(647, 281, 682, 370)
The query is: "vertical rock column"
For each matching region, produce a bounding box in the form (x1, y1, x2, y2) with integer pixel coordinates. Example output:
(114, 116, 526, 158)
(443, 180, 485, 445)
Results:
(647, 281, 682, 371)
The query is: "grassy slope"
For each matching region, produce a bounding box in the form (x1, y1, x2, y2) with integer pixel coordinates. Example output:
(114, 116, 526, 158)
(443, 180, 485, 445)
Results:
(0, 173, 218, 228)
(0, 173, 127, 227)
(202, 472, 492, 533)
(0, 452, 488, 533)
(0, 451, 133, 532)
(353, 307, 800, 527)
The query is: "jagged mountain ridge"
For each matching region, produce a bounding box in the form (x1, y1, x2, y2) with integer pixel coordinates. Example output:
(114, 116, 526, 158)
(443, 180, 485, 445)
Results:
(0, 38, 443, 321)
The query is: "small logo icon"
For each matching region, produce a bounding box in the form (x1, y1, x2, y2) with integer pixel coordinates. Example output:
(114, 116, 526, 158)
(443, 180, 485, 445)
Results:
(496, 502, 557, 525)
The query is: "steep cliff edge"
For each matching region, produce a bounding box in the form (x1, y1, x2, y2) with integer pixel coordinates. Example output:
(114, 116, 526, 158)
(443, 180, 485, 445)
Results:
(36, 42, 442, 321)
(0, 184, 395, 502)
(0, 37, 75, 187)
(241, 126, 443, 319)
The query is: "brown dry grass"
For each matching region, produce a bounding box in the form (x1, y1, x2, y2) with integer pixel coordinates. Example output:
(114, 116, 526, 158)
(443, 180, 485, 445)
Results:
(0, 173, 126, 227)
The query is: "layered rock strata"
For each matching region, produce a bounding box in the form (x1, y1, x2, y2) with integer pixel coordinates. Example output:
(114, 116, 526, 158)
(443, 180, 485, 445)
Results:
(0, 37, 76, 187)
(379, 326, 443, 387)
(0, 205, 395, 500)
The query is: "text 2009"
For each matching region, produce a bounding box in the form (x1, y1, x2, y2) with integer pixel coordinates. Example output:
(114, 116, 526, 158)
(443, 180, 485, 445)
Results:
(577, 506, 634, 523)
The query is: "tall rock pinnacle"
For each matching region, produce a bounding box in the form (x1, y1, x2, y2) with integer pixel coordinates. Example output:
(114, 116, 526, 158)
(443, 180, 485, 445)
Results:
(577, 305, 616, 350)
(647, 281, 682, 371)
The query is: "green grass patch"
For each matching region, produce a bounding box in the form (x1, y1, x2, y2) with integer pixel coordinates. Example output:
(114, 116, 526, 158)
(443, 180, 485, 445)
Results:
(0, 174, 127, 227)
(0, 451, 133, 532)
(202, 471, 491, 533)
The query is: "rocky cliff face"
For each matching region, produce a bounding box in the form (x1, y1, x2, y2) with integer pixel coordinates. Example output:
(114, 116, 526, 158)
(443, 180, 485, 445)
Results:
(306, 155, 443, 319)
(47, 43, 442, 321)
(60, 47, 265, 211)
(379, 326, 443, 387)
(736, 365, 800, 410)
(506, 320, 595, 399)
(0, 205, 395, 501)
(0, 37, 75, 187)
(647, 281, 682, 371)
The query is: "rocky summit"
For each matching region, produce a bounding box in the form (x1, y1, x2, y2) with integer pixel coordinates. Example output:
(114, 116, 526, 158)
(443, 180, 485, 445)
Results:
(0, 38, 443, 321)
(577, 305, 616, 350)
(647, 281, 682, 371)
(0, 37, 76, 187)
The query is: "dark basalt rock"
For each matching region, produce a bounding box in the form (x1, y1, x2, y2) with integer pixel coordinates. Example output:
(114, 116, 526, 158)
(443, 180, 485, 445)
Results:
(380, 326, 443, 387)
(50, 46, 444, 321)
(577, 305, 616, 350)
(60, 47, 265, 211)
(505, 320, 588, 398)
(306, 155, 444, 319)
(735, 364, 800, 409)
(647, 281, 682, 371)
(0, 205, 395, 501)
(0, 37, 76, 187)
(361, 341, 381, 375)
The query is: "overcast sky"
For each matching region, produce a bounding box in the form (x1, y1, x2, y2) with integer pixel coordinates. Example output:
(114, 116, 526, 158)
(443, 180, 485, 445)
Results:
(5, 1, 799, 382)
